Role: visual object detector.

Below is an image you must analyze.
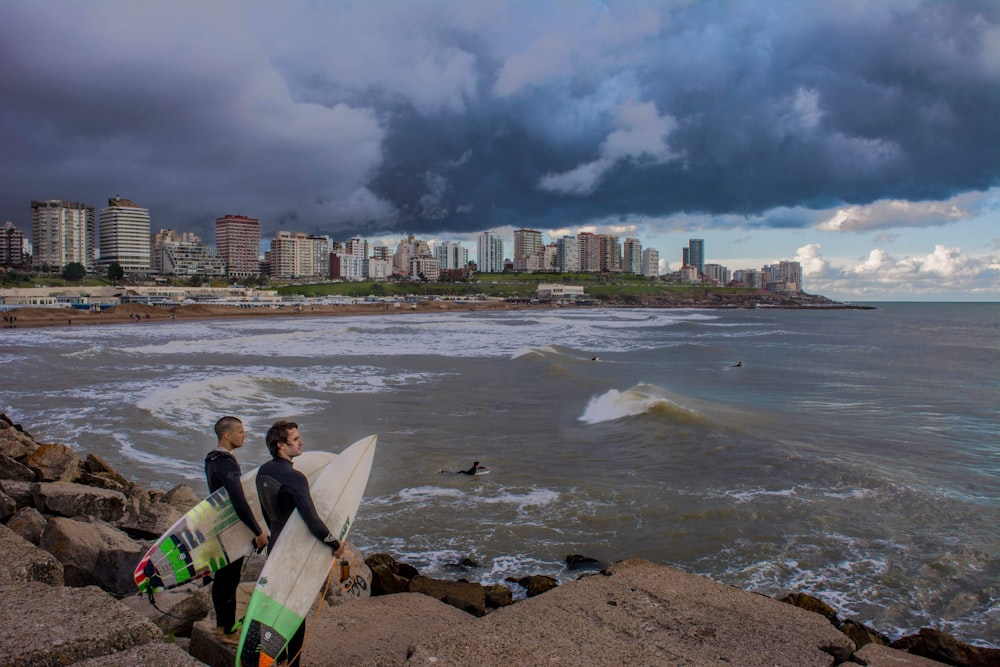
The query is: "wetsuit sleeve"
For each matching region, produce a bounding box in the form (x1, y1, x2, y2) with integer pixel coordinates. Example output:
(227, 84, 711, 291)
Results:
(217, 455, 263, 537)
(288, 471, 334, 543)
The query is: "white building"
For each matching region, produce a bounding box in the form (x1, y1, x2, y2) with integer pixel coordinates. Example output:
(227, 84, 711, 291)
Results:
(641, 248, 660, 277)
(31, 200, 97, 272)
(435, 241, 469, 270)
(477, 231, 504, 273)
(513, 228, 545, 272)
(703, 263, 730, 286)
(99, 197, 151, 273)
(159, 243, 227, 277)
(557, 236, 580, 272)
(365, 258, 393, 280)
(409, 256, 440, 282)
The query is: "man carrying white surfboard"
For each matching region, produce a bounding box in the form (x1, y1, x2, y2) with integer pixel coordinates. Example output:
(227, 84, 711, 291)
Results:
(204, 416, 269, 646)
(256, 420, 346, 667)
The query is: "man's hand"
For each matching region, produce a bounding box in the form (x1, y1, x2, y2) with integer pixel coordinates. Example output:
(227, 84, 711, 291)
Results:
(253, 531, 269, 551)
(332, 541, 346, 559)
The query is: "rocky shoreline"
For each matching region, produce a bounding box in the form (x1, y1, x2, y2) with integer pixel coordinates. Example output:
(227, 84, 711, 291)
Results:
(1, 413, 994, 666)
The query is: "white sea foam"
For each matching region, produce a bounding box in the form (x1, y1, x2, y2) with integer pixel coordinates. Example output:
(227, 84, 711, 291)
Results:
(579, 384, 703, 425)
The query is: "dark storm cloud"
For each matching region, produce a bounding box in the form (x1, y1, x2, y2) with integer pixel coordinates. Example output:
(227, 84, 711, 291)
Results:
(1, 1, 998, 243)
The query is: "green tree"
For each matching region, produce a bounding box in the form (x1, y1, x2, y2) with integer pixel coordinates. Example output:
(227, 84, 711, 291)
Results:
(107, 262, 125, 281)
(62, 262, 86, 281)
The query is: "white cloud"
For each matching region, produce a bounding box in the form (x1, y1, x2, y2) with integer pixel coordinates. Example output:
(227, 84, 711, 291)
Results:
(816, 197, 974, 232)
(539, 100, 679, 195)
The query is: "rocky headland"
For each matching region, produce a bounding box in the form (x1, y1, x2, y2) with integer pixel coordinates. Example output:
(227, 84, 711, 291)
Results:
(0, 413, 994, 667)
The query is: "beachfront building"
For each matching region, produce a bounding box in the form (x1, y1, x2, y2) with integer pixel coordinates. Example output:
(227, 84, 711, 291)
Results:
(600, 235, 623, 273)
(733, 269, 763, 289)
(268, 231, 330, 279)
(394, 235, 432, 276)
(513, 228, 545, 272)
(330, 253, 365, 280)
(688, 239, 705, 277)
(763, 260, 803, 292)
(365, 258, 393, 280)
(215, 215, 261, 278)
(31, 199, 97, 272)
(159, 242, 226, 278)
(576, 233, 601, 272)
(557, 235, 580, 273)
(536, 283, 585, 301)
(477, 231, 504, 273)
(1, 221, 28, 268)
(409, 256, 440, 282)
(99, 197, 151, 274)
(623, 238, 642, 274)
(641, 248, 660, 277)
(435, 241, 469, 270)
(703, 263, 731, 286)
(151, 229, 200, 273)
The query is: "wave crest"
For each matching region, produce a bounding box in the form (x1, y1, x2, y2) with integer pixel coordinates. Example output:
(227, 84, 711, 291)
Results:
(579, 384, 706, 425)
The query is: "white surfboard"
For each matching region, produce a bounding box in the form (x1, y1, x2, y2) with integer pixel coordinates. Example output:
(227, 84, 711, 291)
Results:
(134, 450, 335, 595)
(237, 435, 377, 667)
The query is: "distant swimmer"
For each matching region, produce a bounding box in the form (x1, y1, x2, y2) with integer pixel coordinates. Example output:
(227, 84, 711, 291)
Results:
(733, 361, 743, 368)
(440, 461, 491, 475)
(591, 356, 600, 361)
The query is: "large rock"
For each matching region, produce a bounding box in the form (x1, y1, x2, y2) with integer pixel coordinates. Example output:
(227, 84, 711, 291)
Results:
(325, 542, 373, 606)
(0, 479, 34, 508)
(0, 426, 37, 460)
(0, 582, 161, 665)
(0, 523, 64, 586)
(117, 497, 183, 538)
(0, 453, 36, 482)
(163, 484, 200, 513)
(33, 480, 127, 522)
(405, 559, 856, 666)
(121, 583, 211, 636)
(25, 442, 84, 482)
(68, 641, 208, 666)
(853, 643, 952, 666)
(0, 488, 15, 520)
(409, 575, 487, 617)
(40, 516, 144, 596)
(5, 506, 48, 545)
(366, 553, 419, 596)
(890, 628, 1000, 667)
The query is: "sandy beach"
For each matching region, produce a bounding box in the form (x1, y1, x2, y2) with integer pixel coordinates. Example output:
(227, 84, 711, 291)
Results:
(1, 300, 553, 330)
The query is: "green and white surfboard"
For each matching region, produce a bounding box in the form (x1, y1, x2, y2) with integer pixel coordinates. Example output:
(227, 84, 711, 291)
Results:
(237, 434, 377, 667)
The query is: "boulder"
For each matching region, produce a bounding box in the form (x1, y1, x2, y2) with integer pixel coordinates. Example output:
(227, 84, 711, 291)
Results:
(68, 641, 207, 666)
(117, 497, 183, 539)
(0, 523, 64, 586)
(366, 553, 418, 596)
(890, 628, 1000, 667)
(25, 442, 84, 482)
(781, 591, 841, 625)
(566, 554, 608, 572)
(841, 618, 890, 649)
(5, 506, 48, 545)
(0, 479, 35, 508)
(121, 583, 211, 636)
(0, 426, 37, 460)
(32, 481, 127, 522)
(405, 559, 856, 667)
(409, 575, 486, 616)
(0, 453, 36, 482)
(853, 643, 952, 666)
(0, 488, 15, 520)
(83, 452, 129, 487)
(0, 582, 161, 665)
(78, 471, 130, 493)
(40, 516, 144, 596)
(325, 542, 373, 606)
(163, 484, 200, 513)
(484, 583, 513, 609)
(506, 573, 559, 597)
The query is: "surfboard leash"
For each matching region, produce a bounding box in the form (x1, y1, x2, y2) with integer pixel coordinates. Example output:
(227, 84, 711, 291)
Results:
(287, 553, 352, 666)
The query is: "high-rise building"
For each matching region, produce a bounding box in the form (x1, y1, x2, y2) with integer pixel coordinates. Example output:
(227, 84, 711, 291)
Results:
(477, 231, 504, 273)
(578, 232, 602, 272)
(599, 235, 622, 273)
(623, 238, 642, 274)
(703, 263, 730, 285)
(99, 197, 150, 273)
(215, 215, 261, 278)
(688, 239, 705, 277)
(31, 200, 97, 271)
(435, 241, 469, 270)
(1, 221, 28, 268)
(557, 235, 580, 272)
(641, 248, 660, 277)
(151, 229, 201, 273)
(513, 228, 545, 272)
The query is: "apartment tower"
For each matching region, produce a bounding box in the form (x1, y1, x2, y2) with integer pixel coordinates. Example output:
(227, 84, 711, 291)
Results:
(215, 215, 261, 278)
(99, 197, 150, 273)
(31, 199, 97, 272)
(477, 231, 504, 273)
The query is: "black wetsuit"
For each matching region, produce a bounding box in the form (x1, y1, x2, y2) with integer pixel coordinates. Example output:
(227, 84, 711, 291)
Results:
(255, 457, 340, 667)
(204, 449, 263, 634)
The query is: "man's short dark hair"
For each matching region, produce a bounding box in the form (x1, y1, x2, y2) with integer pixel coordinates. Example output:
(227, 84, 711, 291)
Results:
(266, 420, 298, 457)
(214, 416, 242, 441)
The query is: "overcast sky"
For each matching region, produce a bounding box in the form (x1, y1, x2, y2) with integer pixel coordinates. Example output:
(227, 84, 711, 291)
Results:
(2, 0, 998, 300)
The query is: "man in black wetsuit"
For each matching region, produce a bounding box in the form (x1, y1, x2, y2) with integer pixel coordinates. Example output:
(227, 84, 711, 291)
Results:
(256, 420, 345, 667)
(204, 416, 268, 645)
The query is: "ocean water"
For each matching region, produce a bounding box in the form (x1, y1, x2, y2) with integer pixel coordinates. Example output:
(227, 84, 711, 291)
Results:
(2, 303, 997, 645)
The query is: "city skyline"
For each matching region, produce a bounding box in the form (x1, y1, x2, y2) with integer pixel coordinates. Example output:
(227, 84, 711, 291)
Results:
(2, 2, 998, 301)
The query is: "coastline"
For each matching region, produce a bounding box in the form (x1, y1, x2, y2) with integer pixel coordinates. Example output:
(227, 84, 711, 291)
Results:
(1, 296, 872, 331)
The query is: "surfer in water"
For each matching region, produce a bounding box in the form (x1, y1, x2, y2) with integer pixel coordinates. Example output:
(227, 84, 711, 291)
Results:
(733, 361, 743, 367)
(256, 420, 345, 667)
(204, 416, 269, 646)
(440, 461, 490, 475)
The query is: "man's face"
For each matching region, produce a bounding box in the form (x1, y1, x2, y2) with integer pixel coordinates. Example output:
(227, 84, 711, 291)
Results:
(228, 423, 246, 449)
(282, 427, 304, 458)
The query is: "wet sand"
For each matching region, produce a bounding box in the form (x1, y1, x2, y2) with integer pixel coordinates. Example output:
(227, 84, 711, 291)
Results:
(1, 300, 558, 330)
